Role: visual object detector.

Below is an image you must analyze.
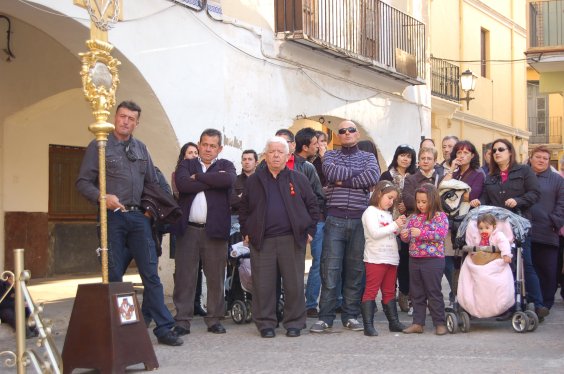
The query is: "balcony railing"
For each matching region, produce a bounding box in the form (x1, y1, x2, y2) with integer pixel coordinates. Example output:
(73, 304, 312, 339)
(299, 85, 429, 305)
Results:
(529, 0, 564, 49)
(275, 0, 426, 84)
(528, 116, 563, 144)
(430, 57, 460, 103)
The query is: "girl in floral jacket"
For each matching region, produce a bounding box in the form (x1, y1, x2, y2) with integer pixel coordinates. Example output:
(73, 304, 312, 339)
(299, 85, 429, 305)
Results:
(400, 183, 449, 335)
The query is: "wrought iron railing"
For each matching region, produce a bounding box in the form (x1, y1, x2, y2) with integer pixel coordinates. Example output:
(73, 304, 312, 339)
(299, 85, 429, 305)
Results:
(275, 0, 426, 81)
(528, 116, 563, 143)
(529, 0, 564, 48)
(430, 57, 460, 102)
(0, 249, 62, 373)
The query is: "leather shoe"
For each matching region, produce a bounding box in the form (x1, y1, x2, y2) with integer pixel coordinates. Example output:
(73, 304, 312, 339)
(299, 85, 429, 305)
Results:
(402, 324, 424, 334)
(286, 328, 301, 337)
(535, 306, 549, 319)
(306, 308, 319, 318)
(260, 328, 276, 338)
(157, 330, 183, 346)
(172, 325, 190, 336)
(207, 323, 226, 334)
(435, 325, 447, 335)
(194, 303, 207, 317)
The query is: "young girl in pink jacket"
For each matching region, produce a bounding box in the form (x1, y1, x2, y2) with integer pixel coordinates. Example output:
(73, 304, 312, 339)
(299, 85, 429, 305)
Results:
(400, 183, 449, 335)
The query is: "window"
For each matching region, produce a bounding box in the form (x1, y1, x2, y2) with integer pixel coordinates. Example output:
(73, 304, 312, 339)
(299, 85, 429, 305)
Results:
(49, 145, 97, 220)
(480, 28, 489, 78)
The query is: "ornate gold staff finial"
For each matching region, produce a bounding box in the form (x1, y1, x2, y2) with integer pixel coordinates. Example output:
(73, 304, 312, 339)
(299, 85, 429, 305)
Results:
(76, 0, 122, 283)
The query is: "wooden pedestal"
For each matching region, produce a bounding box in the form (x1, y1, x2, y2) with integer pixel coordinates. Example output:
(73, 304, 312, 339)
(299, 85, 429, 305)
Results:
(62, 282, 158, 373)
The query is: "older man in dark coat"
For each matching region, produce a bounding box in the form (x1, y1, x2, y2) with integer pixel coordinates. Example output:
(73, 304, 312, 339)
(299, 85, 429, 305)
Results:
(239, 136, 320, 338)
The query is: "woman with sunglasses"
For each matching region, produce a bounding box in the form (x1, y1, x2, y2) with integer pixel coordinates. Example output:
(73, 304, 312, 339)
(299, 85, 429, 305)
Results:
(469, 138, 548, 320)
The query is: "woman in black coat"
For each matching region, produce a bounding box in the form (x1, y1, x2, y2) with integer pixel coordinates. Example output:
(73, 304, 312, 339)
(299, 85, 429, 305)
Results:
(528, 146, 564, 311)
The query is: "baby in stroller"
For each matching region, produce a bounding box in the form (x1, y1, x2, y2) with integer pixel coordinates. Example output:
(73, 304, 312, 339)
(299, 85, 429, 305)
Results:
(448, 206, 538, 333)
(475, 213, 512, 264)
(457, 212, 514, 319)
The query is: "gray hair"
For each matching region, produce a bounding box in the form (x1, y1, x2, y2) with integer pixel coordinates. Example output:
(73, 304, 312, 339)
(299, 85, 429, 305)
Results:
(265, 136, 289, 154)
(442, 135, 459, 143)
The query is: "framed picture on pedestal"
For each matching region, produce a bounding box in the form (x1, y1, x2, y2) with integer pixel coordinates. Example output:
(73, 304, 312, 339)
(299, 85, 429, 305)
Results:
(115, 293, 139, 325)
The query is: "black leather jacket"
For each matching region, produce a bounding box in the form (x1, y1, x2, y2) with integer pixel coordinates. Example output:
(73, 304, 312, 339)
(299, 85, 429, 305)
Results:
(479, 163, 540, 220)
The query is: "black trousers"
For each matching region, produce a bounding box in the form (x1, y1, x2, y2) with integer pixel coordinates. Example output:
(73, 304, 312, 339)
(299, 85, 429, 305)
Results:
(251, 235, 306, 331)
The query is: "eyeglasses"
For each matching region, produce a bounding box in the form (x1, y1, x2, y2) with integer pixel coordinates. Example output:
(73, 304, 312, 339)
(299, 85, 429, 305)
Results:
(338, 127, 357, 135)
(492, 147, 507, 154)
(399, 144, 414, 150)
(124, 142, 137, 162)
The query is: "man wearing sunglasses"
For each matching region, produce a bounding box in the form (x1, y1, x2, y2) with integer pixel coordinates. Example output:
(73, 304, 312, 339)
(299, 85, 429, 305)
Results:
(76, 101, 183, 346)
(310, 120, 380, 333)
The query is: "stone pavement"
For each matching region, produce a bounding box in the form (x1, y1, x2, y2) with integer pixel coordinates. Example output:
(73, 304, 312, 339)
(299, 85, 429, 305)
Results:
(1, 273, 563, 373)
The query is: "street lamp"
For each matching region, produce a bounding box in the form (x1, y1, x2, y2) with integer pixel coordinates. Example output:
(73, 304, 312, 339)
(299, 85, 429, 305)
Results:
(460, 69, 478, 110)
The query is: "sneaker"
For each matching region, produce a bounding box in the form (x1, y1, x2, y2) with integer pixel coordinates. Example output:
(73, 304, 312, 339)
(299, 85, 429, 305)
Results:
(407, 306, 414, 316)
(310, 320, 332, 333)
(343, 318, 363, 331)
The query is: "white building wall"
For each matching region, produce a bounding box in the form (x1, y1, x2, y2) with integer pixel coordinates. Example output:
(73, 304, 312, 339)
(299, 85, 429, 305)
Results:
(0, 0, 430, 292)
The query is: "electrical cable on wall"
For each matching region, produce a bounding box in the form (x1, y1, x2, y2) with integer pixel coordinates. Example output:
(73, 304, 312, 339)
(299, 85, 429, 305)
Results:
(0, 15, 15, 61)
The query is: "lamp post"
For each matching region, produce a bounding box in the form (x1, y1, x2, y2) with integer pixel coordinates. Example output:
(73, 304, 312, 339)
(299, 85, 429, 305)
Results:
(460, 69, 478, 110)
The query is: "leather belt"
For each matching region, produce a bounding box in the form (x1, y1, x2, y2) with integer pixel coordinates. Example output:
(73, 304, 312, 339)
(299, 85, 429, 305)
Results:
(123, 205, 142, 211)
(187, 222, 206, 228)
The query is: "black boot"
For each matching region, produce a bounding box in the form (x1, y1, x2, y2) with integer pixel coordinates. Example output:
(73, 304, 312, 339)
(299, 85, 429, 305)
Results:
(360, 301, 378, 336)
(382, 298, 406, 332)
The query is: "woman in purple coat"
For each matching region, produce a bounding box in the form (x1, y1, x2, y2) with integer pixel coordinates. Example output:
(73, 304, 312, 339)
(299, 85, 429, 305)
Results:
(440, 140, 484, 304)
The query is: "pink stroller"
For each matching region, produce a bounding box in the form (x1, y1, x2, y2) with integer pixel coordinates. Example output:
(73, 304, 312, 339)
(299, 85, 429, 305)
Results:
(446, 206, 538, 334)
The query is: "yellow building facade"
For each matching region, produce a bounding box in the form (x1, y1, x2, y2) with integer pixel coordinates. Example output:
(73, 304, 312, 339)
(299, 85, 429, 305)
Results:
(430, 0, 529, 162)
(526, 0, 564, 168)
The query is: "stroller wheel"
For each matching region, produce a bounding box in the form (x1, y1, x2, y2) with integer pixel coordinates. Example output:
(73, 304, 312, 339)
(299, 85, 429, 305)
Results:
(524, 310, 539, 332)
(245, 300, 253, 323)
(511, 311, 529, 333)
(459, 311, 471, 333)
(446, 312, 458, 334)
(231, 300, 248, 324)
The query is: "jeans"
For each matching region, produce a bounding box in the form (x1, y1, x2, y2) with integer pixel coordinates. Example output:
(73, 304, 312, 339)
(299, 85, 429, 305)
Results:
(107, 210, 175, 338)
(521, 236, 544, 308)
(318, 216, 365, 325)
(305, 222, 325, 310)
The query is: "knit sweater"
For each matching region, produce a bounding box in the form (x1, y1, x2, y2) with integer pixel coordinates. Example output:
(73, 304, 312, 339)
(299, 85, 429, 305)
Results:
(362, 206, 400, 265)
(402, 212, 449, 258)
(323, 145, 380, 219)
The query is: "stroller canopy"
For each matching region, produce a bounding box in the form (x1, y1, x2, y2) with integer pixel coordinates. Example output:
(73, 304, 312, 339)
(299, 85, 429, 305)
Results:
(456, 205, 531, 245)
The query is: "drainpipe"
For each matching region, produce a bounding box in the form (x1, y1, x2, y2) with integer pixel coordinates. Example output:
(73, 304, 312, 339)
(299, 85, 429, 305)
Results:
(510, 0, 515, 136)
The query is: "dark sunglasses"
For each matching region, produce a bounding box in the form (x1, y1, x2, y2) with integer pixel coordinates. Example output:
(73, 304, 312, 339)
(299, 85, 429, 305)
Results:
(124, 143, 137, 162)
(492, 147, 507, 154)
(338, 127, 357, 135)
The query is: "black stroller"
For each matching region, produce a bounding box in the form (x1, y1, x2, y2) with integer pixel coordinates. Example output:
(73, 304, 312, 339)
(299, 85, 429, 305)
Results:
(225, 224, 253, 324)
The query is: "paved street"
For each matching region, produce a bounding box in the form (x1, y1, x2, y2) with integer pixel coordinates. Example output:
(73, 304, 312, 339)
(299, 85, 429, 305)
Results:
(1, 273, 563, 373)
